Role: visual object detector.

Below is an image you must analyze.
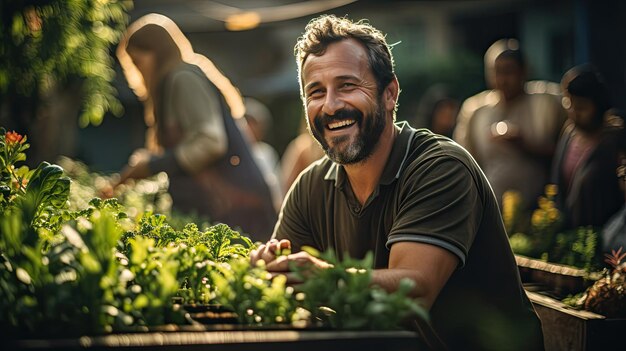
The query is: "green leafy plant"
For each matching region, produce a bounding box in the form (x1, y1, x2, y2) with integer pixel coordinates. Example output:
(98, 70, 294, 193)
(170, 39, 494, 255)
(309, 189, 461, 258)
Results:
(212, 257, 298, 326)
(0, 1, 133, 126)
(125, 215, 256, 306)
(0, 129, 30, 210)
(57, 157, 173, 219)
(295, 248, 428, 330)
(1, 132, 432, 340)
(506, 184, 601, 271)
(550, 227, 599, 272)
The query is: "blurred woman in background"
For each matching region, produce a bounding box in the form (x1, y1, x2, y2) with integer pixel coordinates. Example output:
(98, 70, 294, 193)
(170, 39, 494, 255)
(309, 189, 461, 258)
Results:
(114, 14, 276, 240)
(552, 64, 624, 231)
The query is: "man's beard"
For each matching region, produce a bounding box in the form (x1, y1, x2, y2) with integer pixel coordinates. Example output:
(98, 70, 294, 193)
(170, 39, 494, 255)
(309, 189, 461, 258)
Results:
(309, 99, 387, 165)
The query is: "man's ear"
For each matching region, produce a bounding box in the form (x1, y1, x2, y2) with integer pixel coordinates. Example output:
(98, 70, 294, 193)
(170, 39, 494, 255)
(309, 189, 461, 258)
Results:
(383, 76, 400, 112)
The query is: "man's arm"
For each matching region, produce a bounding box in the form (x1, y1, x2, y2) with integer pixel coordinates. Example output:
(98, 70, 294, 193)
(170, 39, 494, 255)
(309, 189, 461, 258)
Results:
(251, 239, 458, 310)
(373, 241, 458, 309)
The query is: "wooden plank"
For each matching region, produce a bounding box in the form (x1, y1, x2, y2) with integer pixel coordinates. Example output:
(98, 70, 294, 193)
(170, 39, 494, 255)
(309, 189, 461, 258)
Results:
(516, 255, 598, 296)
(11, 330, 424, 351)
(527, 291, 604, 320)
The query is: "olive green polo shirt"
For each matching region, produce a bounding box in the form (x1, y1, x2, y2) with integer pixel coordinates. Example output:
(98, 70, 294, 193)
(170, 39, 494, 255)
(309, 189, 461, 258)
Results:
(273, 121, 543, 350)
(274, 121, 479, 266)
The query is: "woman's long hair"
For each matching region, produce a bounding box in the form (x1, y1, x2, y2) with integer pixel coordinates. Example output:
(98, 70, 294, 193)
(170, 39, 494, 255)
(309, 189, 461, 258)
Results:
(117, 13, 245, 149)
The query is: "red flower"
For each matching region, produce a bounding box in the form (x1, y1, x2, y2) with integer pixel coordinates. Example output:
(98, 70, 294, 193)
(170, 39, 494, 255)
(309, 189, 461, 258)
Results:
(5, 131, 23, 145)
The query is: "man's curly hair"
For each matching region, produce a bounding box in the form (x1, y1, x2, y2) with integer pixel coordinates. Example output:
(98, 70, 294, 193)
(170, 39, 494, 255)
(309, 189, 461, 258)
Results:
(294, 15, 396, 97)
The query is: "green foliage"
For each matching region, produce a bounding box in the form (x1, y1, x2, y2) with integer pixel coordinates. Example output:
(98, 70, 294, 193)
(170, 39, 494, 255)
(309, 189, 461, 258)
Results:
(509, 233, 533, 257)
(211, 248, 429, 330)
(550, 227, 600, 272)
(120, 236, 185, 327)
(562, 292, 586, 309)
(122, 213, 256, 307)
(19, 161, 71, 231)
(506, 184, 601, 271)
(0, 206, 120, 338)
(294, 248, 428, 330)
(0, 136, 125, 337)
(212, 257, 298, 325)
(0, 1, 133, 126)
(57, 156, 173, 218)
(0, 128, 30, 211)
(0, 129, 71, 247)
(57, 156, 217, 235)
(1, 132, 429, 339)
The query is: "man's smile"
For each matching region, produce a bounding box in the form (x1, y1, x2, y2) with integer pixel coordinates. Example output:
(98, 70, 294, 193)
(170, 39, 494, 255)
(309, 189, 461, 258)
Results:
(327, 119, 356, 131)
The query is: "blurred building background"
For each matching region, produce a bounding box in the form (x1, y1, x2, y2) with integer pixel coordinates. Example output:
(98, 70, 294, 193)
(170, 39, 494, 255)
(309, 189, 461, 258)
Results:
(4, 0, 625, 172)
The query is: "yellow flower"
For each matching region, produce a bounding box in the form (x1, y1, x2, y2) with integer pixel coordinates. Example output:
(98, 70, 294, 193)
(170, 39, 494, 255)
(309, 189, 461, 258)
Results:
(531, 210, 544, 228)
(548, 208, 559, 222)
(502, 190, 521, 231)
(545, 184, 558, 198)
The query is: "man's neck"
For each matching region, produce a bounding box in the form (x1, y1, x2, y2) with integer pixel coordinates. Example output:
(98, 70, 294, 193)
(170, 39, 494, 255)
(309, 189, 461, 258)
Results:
(344, 122, 398, 205)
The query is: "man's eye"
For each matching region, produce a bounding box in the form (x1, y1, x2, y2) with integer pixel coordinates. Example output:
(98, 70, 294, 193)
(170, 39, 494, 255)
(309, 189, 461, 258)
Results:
(308, 89, 323, 97)
(341, 83, 355, 88)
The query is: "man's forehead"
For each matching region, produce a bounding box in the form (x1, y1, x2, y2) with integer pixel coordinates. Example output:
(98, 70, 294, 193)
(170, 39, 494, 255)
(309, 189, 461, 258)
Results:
(301, 39, 369, 78)
(304, 39, 367, 65)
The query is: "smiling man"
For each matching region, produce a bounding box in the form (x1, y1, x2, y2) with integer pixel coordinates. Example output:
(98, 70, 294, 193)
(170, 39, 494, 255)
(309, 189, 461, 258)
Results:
(251, 15, 543, 350)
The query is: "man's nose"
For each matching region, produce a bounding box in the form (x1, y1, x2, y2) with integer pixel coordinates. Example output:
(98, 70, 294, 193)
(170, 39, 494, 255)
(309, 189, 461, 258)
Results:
(321, 89, 345, 116)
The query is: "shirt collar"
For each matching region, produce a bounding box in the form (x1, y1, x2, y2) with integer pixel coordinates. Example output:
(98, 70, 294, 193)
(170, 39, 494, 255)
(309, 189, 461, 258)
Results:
(323, 121, 416, 188)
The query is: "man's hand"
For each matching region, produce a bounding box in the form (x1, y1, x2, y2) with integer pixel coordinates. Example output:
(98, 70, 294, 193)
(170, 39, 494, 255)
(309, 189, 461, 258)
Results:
(250, 238, 292, 267)
(250, 239, 331, 284)
(265, 251, 332, 271)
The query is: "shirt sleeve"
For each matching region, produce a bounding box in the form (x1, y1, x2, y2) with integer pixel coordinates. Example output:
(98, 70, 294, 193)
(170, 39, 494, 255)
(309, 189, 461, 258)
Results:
(271, 171, 317, 252)
(387, 156, 483, 267)
(168, 69, 228, 175)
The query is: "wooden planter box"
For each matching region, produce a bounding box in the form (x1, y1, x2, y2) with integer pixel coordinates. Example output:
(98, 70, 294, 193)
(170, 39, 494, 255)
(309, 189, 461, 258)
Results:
(10, 329, 424, 351)
(515, 255, 597, 297)
(10, 305, 428, 350)
(516, 256, 626, 349)
(527, 291, 626, 351)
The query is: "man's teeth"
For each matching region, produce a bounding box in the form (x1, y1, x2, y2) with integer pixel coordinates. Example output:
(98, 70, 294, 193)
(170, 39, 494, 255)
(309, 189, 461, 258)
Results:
(328, 119, 356, 130)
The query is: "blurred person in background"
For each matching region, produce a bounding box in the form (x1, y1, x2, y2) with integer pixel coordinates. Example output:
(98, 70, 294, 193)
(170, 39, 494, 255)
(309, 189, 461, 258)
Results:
(113, 14, 276, 240)
(410, 84, 459, 138)
(454, 38, 566, 214)
(552, 64, 624, 232)
(243, 97, 283, 211)
(454, 39, 562, 147)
